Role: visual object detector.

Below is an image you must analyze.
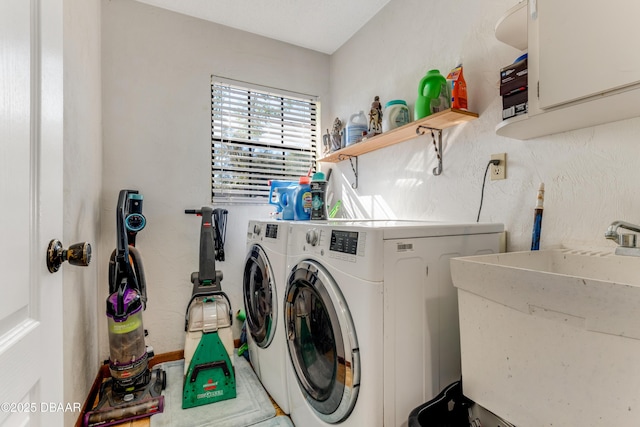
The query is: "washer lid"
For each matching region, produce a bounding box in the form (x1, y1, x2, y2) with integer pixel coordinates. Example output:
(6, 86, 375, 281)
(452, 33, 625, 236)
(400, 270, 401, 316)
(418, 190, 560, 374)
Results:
(243, 244, 276, 348)
(285, 260, 360, 423)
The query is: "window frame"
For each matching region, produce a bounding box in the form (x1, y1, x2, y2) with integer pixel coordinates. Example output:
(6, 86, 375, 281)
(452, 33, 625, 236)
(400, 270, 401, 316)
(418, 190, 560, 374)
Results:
(211, 76, 318, 204)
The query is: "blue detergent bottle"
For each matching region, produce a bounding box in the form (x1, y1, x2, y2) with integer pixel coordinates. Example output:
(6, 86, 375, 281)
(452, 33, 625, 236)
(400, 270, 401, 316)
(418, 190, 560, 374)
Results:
(268, 179, 297, 219)
(294, 176, 311, 220)
(277, 185, 297, 220)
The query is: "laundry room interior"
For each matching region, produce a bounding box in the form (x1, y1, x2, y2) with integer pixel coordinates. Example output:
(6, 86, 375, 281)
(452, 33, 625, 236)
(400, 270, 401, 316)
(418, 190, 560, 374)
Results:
(8, 0, 640, 426)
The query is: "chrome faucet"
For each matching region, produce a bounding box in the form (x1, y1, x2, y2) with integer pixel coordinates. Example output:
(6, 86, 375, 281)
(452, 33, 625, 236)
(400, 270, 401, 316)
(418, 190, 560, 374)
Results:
(605, 220, 640, 256)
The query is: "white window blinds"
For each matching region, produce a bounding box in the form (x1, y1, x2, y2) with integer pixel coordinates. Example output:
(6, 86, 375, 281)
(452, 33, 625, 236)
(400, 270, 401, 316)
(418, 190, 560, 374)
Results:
(211, 78, 318, 202)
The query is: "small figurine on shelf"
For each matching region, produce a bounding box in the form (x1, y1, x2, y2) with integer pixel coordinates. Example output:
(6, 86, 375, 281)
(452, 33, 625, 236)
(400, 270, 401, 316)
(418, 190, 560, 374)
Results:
(322, 130, 331, 156)
(330, 117, 343, 151)
(368, 96, 383, 136)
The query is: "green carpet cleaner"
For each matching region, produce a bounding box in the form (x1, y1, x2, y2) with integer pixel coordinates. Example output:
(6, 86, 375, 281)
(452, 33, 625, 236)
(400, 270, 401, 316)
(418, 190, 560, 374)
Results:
(182, 207, 236, 409)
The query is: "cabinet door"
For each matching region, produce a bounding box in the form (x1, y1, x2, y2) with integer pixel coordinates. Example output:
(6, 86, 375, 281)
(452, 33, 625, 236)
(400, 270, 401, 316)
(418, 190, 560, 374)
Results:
(538, 0, 640, 109)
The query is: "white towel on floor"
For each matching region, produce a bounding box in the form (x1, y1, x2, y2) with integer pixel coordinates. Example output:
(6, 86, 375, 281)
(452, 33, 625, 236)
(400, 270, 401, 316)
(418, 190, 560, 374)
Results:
(151, 355, 276, 427)
(250, 416, 295, 427)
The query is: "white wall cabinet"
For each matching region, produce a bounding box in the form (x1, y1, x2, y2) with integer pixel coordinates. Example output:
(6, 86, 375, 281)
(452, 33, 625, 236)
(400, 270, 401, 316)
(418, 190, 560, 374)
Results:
(538, 0, 640, 109)
(496, 0, 640, 139)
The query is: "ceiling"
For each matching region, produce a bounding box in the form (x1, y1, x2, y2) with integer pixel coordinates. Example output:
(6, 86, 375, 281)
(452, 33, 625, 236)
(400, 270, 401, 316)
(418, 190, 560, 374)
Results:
(134, 0, 392, 54)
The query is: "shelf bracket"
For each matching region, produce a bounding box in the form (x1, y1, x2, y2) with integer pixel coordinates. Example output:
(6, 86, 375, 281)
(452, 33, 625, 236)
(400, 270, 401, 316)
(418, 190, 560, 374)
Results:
(338, 154, 358, 189)
(416, 125, 443, 176)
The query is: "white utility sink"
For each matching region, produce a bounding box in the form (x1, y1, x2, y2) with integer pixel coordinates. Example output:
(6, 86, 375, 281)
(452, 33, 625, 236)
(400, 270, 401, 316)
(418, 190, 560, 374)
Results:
(451, 247, 640, 339)
(451, 248, 640, 427)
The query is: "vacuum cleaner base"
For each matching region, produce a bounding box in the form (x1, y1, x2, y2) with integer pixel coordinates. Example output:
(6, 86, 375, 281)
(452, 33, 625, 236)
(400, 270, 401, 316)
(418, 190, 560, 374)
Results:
(83, 367, 166, 427)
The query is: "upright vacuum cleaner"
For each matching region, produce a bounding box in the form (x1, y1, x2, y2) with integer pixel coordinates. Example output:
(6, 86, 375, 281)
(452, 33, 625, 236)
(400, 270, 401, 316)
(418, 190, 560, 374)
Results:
(182, 206, 236, 408)
(84, 190, 166, 427)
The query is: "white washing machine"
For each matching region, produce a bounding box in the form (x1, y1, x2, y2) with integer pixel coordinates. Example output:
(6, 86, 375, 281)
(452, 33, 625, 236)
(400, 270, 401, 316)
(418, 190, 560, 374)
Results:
(243, 219, 291, 413)
(284, 220, 504, 427)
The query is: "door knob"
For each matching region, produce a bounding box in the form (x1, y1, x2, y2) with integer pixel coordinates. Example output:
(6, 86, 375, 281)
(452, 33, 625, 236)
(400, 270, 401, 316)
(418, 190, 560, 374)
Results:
(47, 239, 92, 273)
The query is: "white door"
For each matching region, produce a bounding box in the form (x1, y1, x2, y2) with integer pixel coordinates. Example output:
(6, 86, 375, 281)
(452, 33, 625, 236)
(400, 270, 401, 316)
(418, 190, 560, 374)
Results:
(0, 0, 64, 426)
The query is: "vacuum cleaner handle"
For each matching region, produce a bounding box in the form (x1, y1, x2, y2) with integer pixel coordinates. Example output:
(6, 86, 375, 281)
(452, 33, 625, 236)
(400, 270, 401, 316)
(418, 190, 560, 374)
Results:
(110, 191, 137, 296)
(110, 189, 148, 304)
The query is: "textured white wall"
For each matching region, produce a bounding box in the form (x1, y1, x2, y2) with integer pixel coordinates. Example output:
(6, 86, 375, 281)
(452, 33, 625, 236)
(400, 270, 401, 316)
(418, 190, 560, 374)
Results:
(326, 0, 640, 252)
(99, 0, 640, 365)
(101, 0, 330, 357)
(63, 0, 102, 422)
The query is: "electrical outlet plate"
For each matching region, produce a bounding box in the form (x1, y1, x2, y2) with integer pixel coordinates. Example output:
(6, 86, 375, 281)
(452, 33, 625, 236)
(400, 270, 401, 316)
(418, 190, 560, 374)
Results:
(491, 153, 507, 180)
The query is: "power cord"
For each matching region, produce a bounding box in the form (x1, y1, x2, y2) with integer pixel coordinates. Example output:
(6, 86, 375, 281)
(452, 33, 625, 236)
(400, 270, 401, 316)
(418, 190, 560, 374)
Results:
(476, 159, 500, 222)
(213, 208, 228, 261)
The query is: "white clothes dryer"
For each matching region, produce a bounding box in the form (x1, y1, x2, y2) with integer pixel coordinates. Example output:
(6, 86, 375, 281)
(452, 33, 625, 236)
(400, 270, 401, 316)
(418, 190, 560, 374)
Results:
(243, 219, 291, 413)
(284, 220, 504, 427)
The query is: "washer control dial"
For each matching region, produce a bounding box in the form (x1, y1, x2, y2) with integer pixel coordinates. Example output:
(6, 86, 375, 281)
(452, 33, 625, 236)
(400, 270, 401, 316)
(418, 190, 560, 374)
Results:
(306, 229, 319, 246)
(253, 223, 262, 235)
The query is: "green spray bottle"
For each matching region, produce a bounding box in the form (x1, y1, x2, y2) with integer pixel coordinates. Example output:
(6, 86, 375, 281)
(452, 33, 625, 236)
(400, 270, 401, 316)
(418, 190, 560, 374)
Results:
(415, 69, 448, 120)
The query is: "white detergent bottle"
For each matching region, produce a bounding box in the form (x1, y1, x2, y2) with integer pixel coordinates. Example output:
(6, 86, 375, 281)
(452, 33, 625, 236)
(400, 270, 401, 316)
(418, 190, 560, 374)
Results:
(345, 111, 368, 146)
(382, 100, 410, 132)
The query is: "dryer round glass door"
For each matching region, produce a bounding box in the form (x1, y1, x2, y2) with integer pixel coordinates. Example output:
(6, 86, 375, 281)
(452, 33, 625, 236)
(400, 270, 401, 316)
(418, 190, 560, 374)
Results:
(243, 244, 276, 348)
(285, 260, 360, 423)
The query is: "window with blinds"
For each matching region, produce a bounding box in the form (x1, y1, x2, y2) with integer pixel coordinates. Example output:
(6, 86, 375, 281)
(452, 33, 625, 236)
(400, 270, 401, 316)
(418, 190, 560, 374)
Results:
(211, 78, 318, 202)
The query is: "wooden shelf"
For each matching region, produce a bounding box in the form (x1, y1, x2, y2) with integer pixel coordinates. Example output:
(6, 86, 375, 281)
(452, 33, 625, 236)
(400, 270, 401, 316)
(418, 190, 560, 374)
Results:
(318, 108, 478, 163)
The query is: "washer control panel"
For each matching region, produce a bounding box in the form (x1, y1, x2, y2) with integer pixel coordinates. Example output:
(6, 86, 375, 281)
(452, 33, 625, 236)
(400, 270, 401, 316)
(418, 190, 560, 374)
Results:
(300, 228, 367, 262)
(329, 230, 359, 255)
(327, 229, 366, 262)
(265, 223, 278, 239)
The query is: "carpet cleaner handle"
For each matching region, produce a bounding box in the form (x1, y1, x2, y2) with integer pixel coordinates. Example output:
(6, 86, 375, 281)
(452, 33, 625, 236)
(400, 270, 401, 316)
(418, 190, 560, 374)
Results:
(185, 209, 228, 262)
(189, 360, 232, 383)
(185, 207, 218, 287)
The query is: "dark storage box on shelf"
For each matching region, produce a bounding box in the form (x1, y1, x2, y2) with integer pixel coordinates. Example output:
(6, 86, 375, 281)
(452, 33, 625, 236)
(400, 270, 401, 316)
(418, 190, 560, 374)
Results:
(500, 55, 528, 120)
(500, 56, 528, 96)
(502, 89, 528, 120)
